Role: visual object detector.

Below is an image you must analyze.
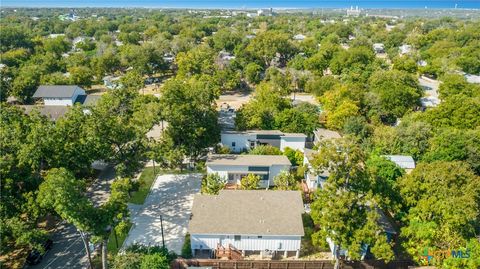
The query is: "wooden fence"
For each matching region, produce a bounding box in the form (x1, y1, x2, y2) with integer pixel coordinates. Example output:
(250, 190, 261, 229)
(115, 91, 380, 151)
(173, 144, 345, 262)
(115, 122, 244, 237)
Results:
(171, 259, 414, 269)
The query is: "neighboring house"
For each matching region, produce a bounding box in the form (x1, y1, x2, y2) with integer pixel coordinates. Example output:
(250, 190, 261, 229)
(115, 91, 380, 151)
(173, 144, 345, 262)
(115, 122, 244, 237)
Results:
(303, 148, 329, 190)
(465, 74, 480, 84)
(206, 154, 291, 188)
(26, 85, 100, 120)
(221, 130, 306, 153)
(189, 190, 304, 259)
(372, 43, 385, 54)
(293, 34, 306, 41)
(313, 128, 341, 144)
(399, 44, 412, 55)
(382, 155, 416, 173)
(20, 105, 70, 121)
(103, 76, 122, 89)
(32, 85, 86, 106)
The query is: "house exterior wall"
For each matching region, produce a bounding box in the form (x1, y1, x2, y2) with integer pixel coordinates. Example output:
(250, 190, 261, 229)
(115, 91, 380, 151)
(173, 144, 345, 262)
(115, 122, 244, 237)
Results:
(42, 88, 85, 106)
(43, 97, 75, 106)
(207, 164, 290, 187)
(221, 133, 256, 153)
(191, 234, 301, 252)
(280, 136, 306, 152)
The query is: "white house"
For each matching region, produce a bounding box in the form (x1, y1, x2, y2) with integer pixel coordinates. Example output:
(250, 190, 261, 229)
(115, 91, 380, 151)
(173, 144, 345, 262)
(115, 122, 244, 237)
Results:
(32, 85, 86, 106)
(303, 149, 329, 190)
(382, 155, 415, 173)
(206, 154, 291, 188)
(189, 190, 304, 259)
(221, 130, 306, 153)
(399, 44, 412, 55)
(372, 43, 385, 54)
(293, 34, 306, 41)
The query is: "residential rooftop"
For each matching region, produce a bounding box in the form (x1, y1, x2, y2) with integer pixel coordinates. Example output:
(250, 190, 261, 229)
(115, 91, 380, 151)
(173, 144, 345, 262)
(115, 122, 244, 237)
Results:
(189, 190, 304, 236)
(382, 155, 416, 169)
(33, 85, 84, 98)
(314, 128, 342, 141)
(222, 130, 306, 137)
(206, 154, 291, 166)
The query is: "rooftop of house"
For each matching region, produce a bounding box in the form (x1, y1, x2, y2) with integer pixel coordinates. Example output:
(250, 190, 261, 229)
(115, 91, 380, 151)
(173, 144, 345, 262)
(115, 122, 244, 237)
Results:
(206, 154, 291, 167)
(382, 155, 416, 169)
(222, 130, 306, 138)
(33, 85, 85, 99)
(314, 128, 342, 141)
(75, 94, 101, 106)
(189, 190, 304, 236)
(20, 105, 70, 121)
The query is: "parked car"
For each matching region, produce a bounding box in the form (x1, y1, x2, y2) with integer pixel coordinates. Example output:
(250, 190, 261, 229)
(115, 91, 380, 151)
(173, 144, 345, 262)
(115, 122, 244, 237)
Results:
(26, 239, 53, 265)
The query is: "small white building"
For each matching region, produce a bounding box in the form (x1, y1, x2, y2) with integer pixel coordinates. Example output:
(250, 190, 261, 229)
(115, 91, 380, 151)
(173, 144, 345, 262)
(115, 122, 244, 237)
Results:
(382, 155, 415, 173)
(32, 85, 86, 106)
(293, 34, 306, 41)
(206, 154, 291, 188)
(189, 190, 304, 259)
(221, 130, 306, 153)
(399, 44, 412, 55)
(372, 43, 385, 54)
(465, 74, 480, 84)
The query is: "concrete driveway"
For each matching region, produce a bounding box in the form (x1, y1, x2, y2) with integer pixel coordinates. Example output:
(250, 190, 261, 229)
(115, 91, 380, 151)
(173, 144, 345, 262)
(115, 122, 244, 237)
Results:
(123, 174, 202, 254)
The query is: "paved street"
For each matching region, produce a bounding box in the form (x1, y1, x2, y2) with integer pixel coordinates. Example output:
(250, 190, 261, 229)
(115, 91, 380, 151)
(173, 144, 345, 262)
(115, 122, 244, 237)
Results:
(123, 174, 202, 254)
(27, 165, 116, 269)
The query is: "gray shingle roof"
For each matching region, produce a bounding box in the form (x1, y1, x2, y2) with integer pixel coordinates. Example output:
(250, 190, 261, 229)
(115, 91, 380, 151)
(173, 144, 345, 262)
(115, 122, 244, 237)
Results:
(314, 128, 341, 142)
(189, 190, 304, 236)
(33, 85, 84, 98)
(20, 105, 69, 121)
(207, 154, 291, 167)
(75, 94, 101, 106)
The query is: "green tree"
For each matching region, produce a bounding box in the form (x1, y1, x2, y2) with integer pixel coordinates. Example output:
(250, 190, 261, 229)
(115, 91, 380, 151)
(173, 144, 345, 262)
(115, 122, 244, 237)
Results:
(244, 63, 263, 84)
(283, 147, 304, 166)
(273, 171, 298, 190)
(240, 174, 261, 190)
(246, 31, 297, 67)
(368, 70, 422, 123)
(140, 253, 169, 269)
(37, 168, 98, 269)
(310, 137, 395, 266)
(398, 161, 480, 267)
(438, 74, 478, 98)
(248, 145, 282, 155)
(201, 173, 226, 195)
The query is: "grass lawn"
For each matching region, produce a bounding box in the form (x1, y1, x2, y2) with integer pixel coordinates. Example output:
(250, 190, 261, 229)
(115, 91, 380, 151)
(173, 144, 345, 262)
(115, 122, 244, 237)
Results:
(107, 223, 132, 255)
(129, 167, 157, 205)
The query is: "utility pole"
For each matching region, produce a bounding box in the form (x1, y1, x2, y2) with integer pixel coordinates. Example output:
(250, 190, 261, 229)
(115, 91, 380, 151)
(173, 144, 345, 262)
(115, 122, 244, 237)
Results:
(160, 215, 165, 249)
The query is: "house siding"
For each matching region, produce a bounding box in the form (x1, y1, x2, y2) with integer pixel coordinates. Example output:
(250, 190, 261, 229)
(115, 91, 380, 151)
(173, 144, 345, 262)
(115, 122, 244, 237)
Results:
(191, 234, 301, 252)
(280, 136, 306, 152)
(207, 164, 290, 187)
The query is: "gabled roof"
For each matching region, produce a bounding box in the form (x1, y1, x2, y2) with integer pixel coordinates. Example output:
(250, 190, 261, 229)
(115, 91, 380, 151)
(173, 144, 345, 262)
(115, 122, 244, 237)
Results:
(382, 155, 415, 169)
(189, 190, 304, 236)
(206, 154, 291, 167)
(33, 85, 84, 98)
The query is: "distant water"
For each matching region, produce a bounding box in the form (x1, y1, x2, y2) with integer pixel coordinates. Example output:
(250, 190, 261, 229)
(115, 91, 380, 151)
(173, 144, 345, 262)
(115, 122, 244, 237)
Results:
(2, 0, 480, 9)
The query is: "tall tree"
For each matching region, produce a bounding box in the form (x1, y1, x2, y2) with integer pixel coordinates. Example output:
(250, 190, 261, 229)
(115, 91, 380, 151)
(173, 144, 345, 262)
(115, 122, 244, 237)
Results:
(310, 137, 394, 268)
(398, 161, 480, 267)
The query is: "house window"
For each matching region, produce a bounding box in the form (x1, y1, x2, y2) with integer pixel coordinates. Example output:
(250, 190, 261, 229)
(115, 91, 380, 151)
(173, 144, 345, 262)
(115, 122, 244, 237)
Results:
(250, 141, 255, 147)
(257, 236, 262, 239)
(234, 235, 241, 241)
(232, 142, 236, 147)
